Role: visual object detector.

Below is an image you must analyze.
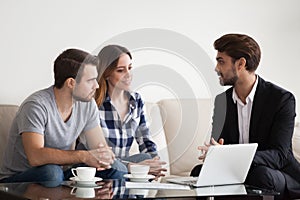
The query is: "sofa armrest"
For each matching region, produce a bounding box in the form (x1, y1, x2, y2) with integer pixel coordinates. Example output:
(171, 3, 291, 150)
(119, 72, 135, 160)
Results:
(293, 122, 300, 163)
(0, 104, 19, 166)
(158, 99, 213, 176)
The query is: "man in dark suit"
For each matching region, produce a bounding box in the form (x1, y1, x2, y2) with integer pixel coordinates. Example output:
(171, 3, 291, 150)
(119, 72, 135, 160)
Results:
(191, 33, 300, 199)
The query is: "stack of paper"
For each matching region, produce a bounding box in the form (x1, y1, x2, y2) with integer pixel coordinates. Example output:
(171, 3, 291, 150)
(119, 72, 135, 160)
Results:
(125, 182, 191, 190)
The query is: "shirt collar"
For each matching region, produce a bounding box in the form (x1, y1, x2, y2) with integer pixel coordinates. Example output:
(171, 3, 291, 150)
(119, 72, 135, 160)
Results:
(104, 91, 137, 110)
(128, 91, 137, 111)
(232, 75, 258, 104)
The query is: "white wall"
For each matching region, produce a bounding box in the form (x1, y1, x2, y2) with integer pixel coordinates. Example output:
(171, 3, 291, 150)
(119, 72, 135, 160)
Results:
(0, 0, 299, 121)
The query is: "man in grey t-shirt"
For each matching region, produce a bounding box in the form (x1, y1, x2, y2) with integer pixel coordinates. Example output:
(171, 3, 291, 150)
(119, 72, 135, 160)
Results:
(0, 48, 125, 185)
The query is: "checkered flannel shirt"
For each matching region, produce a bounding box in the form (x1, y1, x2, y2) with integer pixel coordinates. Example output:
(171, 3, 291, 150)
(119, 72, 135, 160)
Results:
(99, 91, 158, 159)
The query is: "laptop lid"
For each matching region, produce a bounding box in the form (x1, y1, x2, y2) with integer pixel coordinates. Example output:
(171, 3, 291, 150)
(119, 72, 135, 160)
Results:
(195, 143, 257, 187)
(167, 143, 258, 187)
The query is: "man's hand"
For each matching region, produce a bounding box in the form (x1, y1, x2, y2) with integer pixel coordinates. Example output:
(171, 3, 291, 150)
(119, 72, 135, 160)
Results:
(84, 144, 115, 170)
(95, 180, 113, 199)
(211, 137, 224, 145)
(197, 137, 224, 160)
(137, 156, 167, 180)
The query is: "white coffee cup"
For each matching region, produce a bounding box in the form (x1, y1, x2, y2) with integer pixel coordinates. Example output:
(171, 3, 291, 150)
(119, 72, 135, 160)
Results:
(130, 164, 150, 178)
(71, 167, 96, 181)
(70, 187, 95, 198)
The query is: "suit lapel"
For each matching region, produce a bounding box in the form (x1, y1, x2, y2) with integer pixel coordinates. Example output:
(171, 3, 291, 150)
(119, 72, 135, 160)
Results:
(226, 89, 240, 143)
(249, 76, 266, 142)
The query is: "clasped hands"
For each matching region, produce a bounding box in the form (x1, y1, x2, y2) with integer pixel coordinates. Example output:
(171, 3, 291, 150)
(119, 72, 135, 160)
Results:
(197, 138, 224, 160)
(86, 144, 115, 170)
(84, 144, 167, 178)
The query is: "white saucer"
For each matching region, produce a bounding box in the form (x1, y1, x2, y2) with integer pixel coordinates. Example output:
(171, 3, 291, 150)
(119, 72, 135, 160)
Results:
(71, 184, 102, 189)
(69, 177, 102, 186)
(124, 174, 155, 182)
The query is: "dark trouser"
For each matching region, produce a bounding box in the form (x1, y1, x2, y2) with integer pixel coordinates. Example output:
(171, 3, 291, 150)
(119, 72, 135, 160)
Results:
(245, 165, 287, 200)
(0, 164, 64, 187)
(190, 164, 288, 200)
(0, 163, 126, 187)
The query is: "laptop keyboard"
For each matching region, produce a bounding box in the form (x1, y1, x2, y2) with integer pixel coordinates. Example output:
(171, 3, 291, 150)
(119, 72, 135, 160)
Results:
(182, 180, 197, 185)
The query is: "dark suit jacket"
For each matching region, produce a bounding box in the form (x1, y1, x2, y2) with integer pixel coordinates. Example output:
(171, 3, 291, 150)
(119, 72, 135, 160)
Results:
(211, 76, 300, 195)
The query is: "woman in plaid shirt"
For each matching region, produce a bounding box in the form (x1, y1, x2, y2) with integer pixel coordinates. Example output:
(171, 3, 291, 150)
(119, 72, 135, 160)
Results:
(94, 45, 167, 178)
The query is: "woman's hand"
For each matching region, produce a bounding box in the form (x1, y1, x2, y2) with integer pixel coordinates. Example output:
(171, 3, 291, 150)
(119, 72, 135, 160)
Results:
(137, 156, 167, 179)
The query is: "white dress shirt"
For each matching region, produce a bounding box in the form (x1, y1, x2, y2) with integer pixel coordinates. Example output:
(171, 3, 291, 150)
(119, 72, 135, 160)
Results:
(232, 76, 258, 144)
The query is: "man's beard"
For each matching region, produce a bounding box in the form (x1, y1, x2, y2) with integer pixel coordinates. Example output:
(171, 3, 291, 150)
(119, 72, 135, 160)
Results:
(219, 65, 238, 86)
(221, 75, 238, 86)
(72, 91, 95, 102)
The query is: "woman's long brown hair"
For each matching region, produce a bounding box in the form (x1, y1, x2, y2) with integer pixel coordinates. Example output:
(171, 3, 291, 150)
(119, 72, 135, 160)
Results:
(95, 45, 132, 107)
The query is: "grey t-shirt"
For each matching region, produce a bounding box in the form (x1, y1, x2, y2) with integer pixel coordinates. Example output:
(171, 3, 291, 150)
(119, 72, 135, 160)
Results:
(0, 86, 99, 179)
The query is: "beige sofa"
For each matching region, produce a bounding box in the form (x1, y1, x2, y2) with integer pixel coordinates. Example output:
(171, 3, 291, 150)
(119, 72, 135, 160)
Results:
(1, 100, 300, 177)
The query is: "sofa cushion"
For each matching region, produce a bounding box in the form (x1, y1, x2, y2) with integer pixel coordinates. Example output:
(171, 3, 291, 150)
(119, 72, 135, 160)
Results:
(0, 105, 19, 166)
(158, 99, 213, 176)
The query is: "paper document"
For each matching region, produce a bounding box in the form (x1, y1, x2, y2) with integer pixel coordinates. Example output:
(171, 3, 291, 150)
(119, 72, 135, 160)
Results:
(125, 181, 191, 190)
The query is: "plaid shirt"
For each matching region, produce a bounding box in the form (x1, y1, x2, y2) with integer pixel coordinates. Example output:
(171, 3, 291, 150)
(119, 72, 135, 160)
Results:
(99, 91, 158, 159)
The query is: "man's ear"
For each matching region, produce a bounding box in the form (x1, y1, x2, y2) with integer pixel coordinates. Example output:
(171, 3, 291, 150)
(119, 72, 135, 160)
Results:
(237, 57, 246, 70)
(66, 78, 76, 89)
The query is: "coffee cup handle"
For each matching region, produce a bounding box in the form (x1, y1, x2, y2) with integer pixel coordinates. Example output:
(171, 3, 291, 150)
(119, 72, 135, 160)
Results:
(70, 187, 77, 195)
(71, 168, 78, 178)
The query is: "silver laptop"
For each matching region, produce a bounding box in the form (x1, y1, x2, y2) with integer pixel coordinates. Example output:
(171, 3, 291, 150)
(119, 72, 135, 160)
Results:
(167, 143, 258, 187)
